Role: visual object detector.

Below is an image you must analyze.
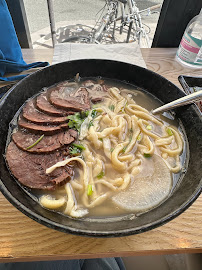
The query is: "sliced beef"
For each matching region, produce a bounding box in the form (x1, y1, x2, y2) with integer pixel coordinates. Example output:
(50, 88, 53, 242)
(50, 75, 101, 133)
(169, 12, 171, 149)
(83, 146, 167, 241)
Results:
(36, 92, 74, 116)
(6, 142, 73, 190)
(23, 99, 68, 125)
(12, 129, 77, 153)
(50, 87, 90, 111)
(18, 117, 68, 135)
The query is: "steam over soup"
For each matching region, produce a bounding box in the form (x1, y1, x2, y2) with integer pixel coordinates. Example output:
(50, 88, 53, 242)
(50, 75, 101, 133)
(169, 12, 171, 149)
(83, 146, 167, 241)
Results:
(6, 78, 185, 219)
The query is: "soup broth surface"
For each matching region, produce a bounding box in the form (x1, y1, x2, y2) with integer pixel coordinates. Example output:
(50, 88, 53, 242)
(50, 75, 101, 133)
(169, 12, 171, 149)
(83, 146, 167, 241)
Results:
(33, 78, 186, 219)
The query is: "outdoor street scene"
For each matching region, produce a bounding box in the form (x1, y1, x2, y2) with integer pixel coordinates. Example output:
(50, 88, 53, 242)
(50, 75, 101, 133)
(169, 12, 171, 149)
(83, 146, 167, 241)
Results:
(23, 0, 163, 48)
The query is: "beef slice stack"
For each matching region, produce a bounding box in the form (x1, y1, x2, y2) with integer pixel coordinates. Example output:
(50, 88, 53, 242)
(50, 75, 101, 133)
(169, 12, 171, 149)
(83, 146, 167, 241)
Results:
(6, 79, 108, 190)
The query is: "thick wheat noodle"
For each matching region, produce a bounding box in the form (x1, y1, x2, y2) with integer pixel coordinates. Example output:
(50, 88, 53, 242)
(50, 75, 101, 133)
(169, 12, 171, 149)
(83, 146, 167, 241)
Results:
(160, 127, 183, 156)
(163, 156, 181, 173)
(155, 136, 174, 146)
(127, 104, 149, 113)
(111, 142, 128, 171)
(108, 177, 124, 187)
(109, 87, 123, 100)
(111, 116, 126, 140)
(143, 135, 155, 155)
(114, 98, 127, 113)
(43, 86, 183, 218)
(95, 179, 118, 191)
(119, 154, 134, 162)
(46, 157, 89, 188)
(92, 159, 103, 177)
(125, 115, 140, 154)
(65, 183, 88, 217)
(128, 159, 141, 171)
(82, 193, 109, 208)
(138, 119, 160, 140)
(70, 180, 83, 190)
(103, 137, 112, 160)
(102, 114, 112, 125)
(125, 105, 163, 126)
(87, 126, 102, 149)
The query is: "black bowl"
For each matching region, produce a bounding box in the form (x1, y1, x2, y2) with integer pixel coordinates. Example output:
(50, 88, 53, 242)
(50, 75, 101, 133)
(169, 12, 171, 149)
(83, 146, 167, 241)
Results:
(0, 59, 201, 237)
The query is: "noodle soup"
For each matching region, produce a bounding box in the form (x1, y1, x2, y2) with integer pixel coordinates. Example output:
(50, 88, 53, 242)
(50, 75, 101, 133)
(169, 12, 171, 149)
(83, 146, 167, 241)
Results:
(37, 79, 185, 219)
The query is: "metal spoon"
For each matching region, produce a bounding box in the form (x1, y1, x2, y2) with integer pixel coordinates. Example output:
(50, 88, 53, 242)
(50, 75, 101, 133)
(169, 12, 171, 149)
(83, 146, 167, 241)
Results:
(152, 90, 202, 114)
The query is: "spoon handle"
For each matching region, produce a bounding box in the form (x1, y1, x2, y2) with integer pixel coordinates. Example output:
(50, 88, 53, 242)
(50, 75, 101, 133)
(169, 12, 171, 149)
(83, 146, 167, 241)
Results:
(152, 90, 202, 114)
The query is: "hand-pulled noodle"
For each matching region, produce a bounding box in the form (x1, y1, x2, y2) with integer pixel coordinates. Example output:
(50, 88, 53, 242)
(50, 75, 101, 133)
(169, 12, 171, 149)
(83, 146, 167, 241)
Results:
(41, 87, 184, 218)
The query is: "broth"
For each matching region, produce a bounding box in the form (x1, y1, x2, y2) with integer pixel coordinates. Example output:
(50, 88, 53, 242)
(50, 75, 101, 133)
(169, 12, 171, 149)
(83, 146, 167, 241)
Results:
(34, 78, 186, 219)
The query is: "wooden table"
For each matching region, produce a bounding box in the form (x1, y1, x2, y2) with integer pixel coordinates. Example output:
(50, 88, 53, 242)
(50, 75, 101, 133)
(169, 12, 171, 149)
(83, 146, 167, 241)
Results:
(0, 48, 201, 263)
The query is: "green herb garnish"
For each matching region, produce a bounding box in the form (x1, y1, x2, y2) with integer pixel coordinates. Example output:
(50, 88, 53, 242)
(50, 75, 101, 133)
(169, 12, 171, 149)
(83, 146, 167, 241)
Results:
(146, 125, 152, 130)
(87, 184, 93, 196)
(26, 134, 44, 150)
(97, 171, 105, 179)
(137, 134, 142, 141)
(69, 143, 85, 156)
(99, 138, 103, 141)
(122, 146, 127, 153)
(72, 143, 86, 150)
(167, 128, 173, 136)
(108, 105, 115, 111)
(69, 146, 81, 156)
(144, 153, 151, 158)
(67, 112, 86, 131)
(110, 148, 114, 152)
(91, 109, 98, 118)
(80, 110, 89, 118)
(87, 110, 98, 128)
(88, 120, 94, 128)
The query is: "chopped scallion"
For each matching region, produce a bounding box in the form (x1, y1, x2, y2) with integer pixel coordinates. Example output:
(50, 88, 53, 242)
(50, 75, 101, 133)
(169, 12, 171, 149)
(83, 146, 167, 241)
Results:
(69, 147, 81, 156)
(80, 110, 89, 119)
(72, 143, 86, 150)
(122, 146, 127, 153)
(110, 148, 114, 152)
(26, 134, 44, 150)
(167, 128, 173, 136)
(91, 109, 98, 118)
(67, 112, 88, 131)
(87, 184, 93, 196)
(97, 171, 105, 179)
(146, 125, 152, 130)
(88, 120, 94, 128)
(144, 153, 151, 158)
(137, 134, 142, 141)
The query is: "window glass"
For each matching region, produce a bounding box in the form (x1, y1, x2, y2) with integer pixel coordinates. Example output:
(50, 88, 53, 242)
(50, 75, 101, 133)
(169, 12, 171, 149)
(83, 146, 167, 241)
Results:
(23, 0, 164, 48)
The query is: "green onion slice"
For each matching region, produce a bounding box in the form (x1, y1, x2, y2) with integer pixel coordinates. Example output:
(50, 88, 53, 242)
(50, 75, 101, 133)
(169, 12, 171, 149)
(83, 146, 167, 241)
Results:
(144, 153, 151, 158)
(26, 134, 44, 150)
(137, 134, 142, 141)
(72, 143, 86, 150)
(97, 171, 105, 179)
(167, 128, 173, 136)
(88, 120, 94, 128)
(87, 184, 93, 196)
(146, 125, 152, 130)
